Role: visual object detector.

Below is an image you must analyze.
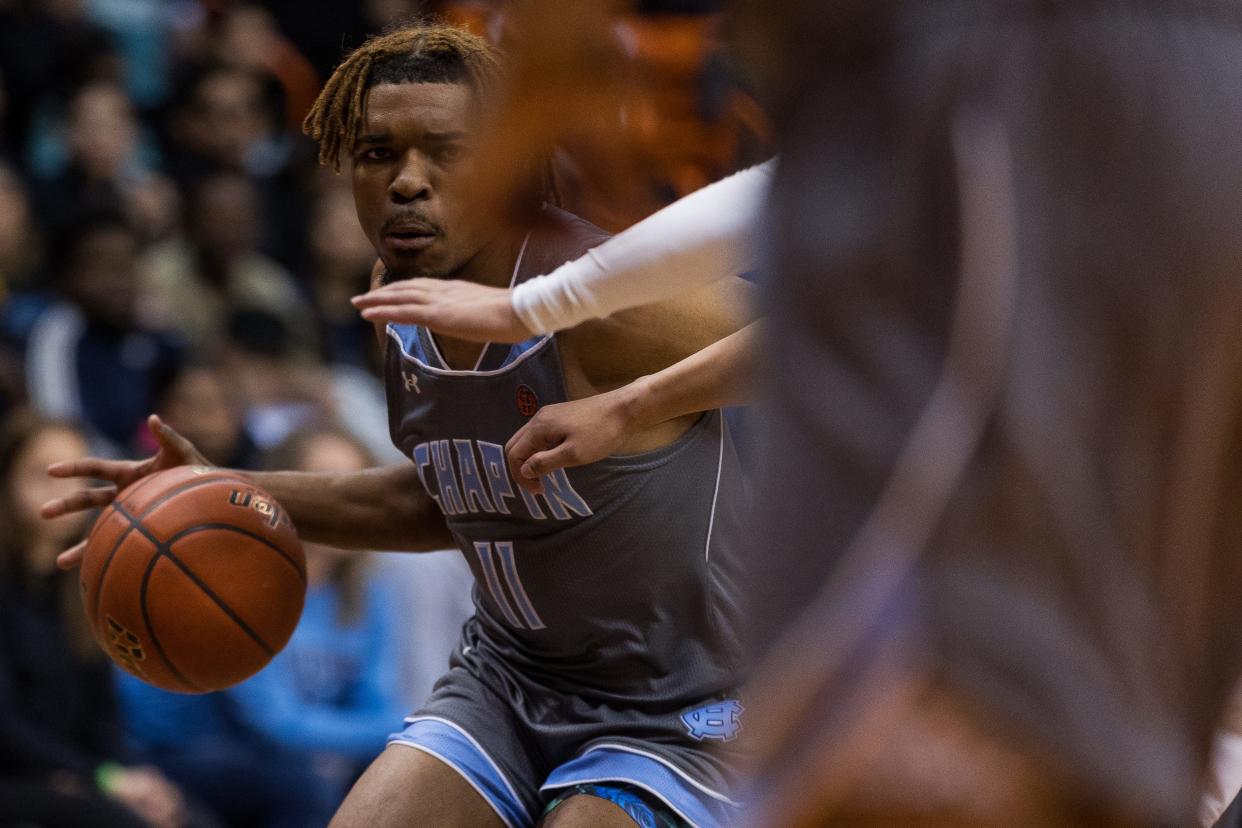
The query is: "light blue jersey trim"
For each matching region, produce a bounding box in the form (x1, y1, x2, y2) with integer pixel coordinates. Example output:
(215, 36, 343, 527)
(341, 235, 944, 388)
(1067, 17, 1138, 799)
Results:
(388, 717, 531, 828)
(389, 323, 433, 365)
(541, 748, 739, 828)
(503, 337, 546, 366)
(386, 324, 553, 377)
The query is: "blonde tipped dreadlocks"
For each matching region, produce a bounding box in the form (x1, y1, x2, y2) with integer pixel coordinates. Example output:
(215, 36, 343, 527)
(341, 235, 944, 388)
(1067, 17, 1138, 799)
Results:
(303, 23, 507, 171)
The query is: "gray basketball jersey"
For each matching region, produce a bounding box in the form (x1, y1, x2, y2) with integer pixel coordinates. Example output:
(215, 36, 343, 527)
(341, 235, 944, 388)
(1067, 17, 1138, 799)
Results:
(384, 208, 747, 713)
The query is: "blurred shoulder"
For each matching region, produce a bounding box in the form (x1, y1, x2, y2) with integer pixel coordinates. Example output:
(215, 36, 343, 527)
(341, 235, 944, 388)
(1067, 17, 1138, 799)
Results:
(523, 205, 612, 277)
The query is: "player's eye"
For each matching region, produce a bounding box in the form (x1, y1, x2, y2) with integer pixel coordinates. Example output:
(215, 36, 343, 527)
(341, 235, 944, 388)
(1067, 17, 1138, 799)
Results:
(359, 147, 393, 162)
(438, 144, 465, 163)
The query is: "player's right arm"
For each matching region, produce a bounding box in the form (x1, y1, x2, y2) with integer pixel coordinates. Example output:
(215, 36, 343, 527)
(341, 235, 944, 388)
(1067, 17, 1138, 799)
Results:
(42, 415, 452, 569)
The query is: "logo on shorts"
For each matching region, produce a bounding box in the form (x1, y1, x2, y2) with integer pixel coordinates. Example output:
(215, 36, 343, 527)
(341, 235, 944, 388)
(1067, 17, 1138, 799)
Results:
(516, 384, 539, 417)
(681, 699, 744, 742)
(105, 616, 147, 678)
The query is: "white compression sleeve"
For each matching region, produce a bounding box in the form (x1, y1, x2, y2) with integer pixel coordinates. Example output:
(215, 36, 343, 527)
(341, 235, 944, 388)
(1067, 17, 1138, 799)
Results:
(511, 159, 775, 334)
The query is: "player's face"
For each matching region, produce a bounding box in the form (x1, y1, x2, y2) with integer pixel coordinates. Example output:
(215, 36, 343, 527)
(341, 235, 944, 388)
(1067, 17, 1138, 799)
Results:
(350, 81, 495, 282)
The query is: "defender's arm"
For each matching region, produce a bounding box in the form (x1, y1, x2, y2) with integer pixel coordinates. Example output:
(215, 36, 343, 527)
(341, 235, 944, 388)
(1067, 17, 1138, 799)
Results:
(505, 322, 758, 492)
(562, 274, 755, 394)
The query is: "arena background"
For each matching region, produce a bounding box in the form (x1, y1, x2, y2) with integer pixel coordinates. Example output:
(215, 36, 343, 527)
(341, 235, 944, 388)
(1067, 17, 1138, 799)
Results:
(0, 1, 768, 826)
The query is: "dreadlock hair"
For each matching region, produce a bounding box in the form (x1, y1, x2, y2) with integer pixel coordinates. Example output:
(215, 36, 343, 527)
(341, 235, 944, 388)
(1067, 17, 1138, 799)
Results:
(305, 22, 506, 170)
(305, 22, 559, 206)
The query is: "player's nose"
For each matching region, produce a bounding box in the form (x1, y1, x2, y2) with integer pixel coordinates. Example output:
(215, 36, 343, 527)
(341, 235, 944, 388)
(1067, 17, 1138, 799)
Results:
(390, 152, 432, 203)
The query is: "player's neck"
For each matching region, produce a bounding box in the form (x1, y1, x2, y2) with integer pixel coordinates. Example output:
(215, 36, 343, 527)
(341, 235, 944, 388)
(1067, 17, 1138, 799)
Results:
(455, 232, 525, 290)
(430, 231, 526, 370)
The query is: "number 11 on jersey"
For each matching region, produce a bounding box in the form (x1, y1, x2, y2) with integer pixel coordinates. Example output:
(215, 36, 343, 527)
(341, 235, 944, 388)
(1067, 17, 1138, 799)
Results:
(473, 541, 546, 630)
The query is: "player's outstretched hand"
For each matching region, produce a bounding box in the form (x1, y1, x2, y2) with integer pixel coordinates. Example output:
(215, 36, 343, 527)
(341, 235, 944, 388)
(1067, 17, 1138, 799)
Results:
(505, 387, 637, 495)
(42, 415, 209, 570)
(352, 278, 533, 344)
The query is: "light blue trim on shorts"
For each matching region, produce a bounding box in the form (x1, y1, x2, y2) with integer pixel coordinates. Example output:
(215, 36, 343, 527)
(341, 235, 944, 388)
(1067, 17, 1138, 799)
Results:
(388, 717, 531, 828)
(540, 748, 739, 828)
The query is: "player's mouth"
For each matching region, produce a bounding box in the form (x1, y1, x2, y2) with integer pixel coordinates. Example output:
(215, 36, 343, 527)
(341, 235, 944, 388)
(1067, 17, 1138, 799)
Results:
(382, 219, 439, 253)
(384, 230, 437, 252)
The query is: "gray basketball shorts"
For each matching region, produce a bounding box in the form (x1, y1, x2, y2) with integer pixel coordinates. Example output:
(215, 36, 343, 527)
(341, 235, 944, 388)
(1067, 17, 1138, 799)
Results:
(386, 653, 746, 828)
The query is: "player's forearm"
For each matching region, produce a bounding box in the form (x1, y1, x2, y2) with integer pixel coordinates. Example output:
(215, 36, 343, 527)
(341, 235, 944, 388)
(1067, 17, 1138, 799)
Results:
(622, 322, 759, 428)
(244, 465, 451, 551)
(511, 160, 775, 334)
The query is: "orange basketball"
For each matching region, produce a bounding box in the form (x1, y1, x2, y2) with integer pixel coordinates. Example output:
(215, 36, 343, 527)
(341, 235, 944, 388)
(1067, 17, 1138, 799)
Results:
(80, 466, 306, 693)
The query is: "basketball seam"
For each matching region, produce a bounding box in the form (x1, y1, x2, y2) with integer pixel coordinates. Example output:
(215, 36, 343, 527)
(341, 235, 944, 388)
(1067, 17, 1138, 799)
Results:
(115, 501, 277, 682)
(166, 523, 306, 583)
(90, 474, 235, 627)
(137, 543, 204, 692)
(157, 548, 276, 657)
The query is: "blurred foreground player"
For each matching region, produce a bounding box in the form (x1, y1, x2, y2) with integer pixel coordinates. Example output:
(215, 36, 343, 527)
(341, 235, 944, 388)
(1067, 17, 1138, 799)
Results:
(737, 1, 1242, 824)
(45, 23, 752, 828)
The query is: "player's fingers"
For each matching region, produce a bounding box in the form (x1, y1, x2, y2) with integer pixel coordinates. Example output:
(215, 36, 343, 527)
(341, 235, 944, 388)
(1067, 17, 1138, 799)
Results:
(514, 468, 544, 495)
(351, 287, 432, 308)
(352, 279, 445, 300)
(150, 416, 197, 461)
(520, 444, 578, 480)
(506, 425, 564, 495)
(47, 457, 132, 481)
(57, 540, 86, 571)
(504, 419, 545, 464)
(41, 485, 118, 519)
(357, 304, 436, 324)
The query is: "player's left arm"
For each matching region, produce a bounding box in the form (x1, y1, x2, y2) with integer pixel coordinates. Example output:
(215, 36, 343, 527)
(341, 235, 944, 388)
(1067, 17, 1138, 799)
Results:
(506, 277, 756, 491)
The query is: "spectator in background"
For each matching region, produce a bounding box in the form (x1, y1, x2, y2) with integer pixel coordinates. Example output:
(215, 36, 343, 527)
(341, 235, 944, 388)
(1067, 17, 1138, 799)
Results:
(116, 426, 412, 828)
(301, 182, 403, 459)
(219, 307, 327, 451)
(0, 410, 194, 828)
(162, 62, 310, 268)
(26, 79, 180, 244)
(0, 161, 34, 416)
(0, 0, 119, 169)
(140, 172, 318, 360)
(309, 184, 379, 371)
(2, 210, 182, 455)
(155, 359, 260, 470)
(34, 81, 133, 226)
(165, 64, 275, 182)
(212, 4, 320, 131)
(0, 159, 41, 295)
(82, 0, 180, 111)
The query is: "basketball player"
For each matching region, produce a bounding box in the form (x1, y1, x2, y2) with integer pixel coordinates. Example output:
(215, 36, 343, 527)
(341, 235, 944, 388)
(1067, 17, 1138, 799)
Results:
(352, 162, 768, 488)
(734, 1, 1242, 824)
(43, 23, 753, 828)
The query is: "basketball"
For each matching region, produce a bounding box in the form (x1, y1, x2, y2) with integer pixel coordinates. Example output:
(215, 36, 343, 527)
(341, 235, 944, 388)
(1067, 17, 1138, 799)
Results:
(79, 466, 306, 693)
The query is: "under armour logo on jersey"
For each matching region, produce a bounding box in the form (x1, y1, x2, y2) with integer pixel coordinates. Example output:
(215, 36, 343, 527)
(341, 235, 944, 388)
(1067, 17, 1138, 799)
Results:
(681, 699, 743, 742)
(402, 371, 421, 394)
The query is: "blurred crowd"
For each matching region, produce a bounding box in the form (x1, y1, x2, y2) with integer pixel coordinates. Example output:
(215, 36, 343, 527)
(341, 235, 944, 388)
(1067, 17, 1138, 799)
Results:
(0, 0, 766, 826)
